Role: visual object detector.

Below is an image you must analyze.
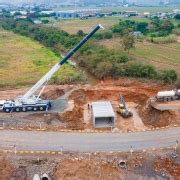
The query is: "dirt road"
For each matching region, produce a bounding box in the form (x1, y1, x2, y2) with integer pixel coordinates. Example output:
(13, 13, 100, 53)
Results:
(0, 127, 179, 152)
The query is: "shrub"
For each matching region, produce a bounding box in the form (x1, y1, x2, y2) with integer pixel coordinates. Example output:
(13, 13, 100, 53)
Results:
(77, 30, 85, 37)
(146, 35, 177, 44)
(174, 14, 180, 20)
(103, 31, 113, 39)
(94, 61, 113, 79)
(172, 28, 180, 36)
(158, 69, 177, 84)
(94, 33, 103, 40)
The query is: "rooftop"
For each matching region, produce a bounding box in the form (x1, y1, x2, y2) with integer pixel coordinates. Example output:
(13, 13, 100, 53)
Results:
(92, 101, 115, 118)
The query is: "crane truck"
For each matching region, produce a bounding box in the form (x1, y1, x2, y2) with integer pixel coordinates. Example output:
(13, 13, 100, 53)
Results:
(0, 24, 104, 113)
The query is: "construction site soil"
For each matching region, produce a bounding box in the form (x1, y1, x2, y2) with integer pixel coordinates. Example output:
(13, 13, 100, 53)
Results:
(0, 79, 179, 131)
(0, 148, 179, 180)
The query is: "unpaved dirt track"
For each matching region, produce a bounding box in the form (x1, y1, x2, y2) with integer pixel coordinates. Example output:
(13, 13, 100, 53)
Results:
(0, 128, 179, 152)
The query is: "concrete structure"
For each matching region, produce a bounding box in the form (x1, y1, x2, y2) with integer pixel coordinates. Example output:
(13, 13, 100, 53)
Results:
(92, 101, 115, 128)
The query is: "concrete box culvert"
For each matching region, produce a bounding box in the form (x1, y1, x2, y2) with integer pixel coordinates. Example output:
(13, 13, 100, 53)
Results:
(92, 101, 115, 128)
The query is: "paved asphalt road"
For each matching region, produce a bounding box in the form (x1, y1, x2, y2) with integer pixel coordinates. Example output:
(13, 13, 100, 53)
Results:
(0, 127, 179, 152)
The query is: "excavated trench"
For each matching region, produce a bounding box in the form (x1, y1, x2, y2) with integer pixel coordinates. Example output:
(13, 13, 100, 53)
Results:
(0, 80, 178, 130)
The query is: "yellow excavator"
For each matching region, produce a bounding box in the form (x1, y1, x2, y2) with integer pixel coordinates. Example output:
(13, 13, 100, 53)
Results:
(117, 95, 133, 118)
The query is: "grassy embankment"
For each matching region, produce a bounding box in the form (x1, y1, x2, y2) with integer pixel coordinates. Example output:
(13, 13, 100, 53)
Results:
(0, 29, 84, 89)
(54, 17, 180, 77)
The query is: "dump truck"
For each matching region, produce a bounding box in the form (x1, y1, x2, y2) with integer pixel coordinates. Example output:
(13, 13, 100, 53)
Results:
(0, 24, 104, 113)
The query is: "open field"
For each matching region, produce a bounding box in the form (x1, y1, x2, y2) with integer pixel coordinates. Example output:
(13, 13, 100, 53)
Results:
(101, 5, 180, 13)
(98, 38, 180, 77)
(53, 5, 180, 13)
(0, 29, 81, 89)
(53, 17, 120, 34)
(53, 16, 151, 34)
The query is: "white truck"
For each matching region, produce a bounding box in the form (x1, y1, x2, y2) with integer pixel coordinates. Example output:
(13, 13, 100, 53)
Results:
(156, 90, 180, 102)
(0, 24, 104, 113)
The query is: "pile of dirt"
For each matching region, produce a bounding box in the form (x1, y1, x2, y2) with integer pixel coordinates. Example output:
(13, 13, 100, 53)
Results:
(154, 157, 180, 180)
(0, 159, 15, 179)
(139, 106, 177, 127)
(11, 168, 27, 180)
(54, 158, 122, 180)
(41, 86, 65, 100)
(60, 104, 84, 130)
(69, 89, 87, 105)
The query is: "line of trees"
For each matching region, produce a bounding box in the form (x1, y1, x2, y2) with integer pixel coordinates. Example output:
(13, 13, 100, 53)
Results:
(112, 18, 175, 37)
(0, 17, 177, 84)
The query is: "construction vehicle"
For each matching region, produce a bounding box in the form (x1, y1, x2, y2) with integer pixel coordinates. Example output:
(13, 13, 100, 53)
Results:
(117, 95, 133, 118)
(0, 24, 104, 113)
(155, 90, 180, 102)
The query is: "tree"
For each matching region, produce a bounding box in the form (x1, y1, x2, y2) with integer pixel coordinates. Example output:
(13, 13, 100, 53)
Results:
(158, 69, 177, 83)
(160, 20, 174, 33)
(77, 30, 85, 37)
(136, 22, 148, 33)
(122, 33, 135, 52)
(174, 14, 180, 20)
(42, 19, 49, 24)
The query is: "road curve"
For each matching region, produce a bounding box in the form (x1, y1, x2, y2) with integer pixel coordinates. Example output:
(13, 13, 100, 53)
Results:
(0, 128, 179, 152)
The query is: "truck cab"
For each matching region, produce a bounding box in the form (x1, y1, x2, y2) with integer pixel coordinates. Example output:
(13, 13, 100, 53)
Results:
(175, 90, 180, 100)
(0, 100, 5, 111)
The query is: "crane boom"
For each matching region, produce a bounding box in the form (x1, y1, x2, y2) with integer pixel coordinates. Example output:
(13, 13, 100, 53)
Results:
(22, 24, 104, 101)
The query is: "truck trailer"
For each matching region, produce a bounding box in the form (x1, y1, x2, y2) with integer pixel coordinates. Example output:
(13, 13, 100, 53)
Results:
(156, 90, 180, 102)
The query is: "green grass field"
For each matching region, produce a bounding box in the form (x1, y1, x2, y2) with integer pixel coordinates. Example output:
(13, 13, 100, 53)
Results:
(98, 38, 180, 76)
(101, 5, 180, 13)
(0, 29, 82, 88)
(53, 5, 180, 13)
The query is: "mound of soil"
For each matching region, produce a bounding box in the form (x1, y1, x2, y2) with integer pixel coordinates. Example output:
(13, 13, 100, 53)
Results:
(54, 158, 122, 180)
(0, 159, 15, 179)
(139, 106, 177, 127)
(42, 86, 65, 100)
(154, 158, 180, 180)
(11, 168, 27, 180)
(60, 105, 84, 130)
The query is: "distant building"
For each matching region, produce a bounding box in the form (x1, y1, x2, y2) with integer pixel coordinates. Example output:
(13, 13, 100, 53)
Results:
(173, 9, 180, 14)
(124, 11, 138, 17)
(40, 10, 55, 15)
(133, 31, 142, 37)
(143, 12, 150, 17)
(14, 15, 27, 20)
(10, 11, 28, 16)
(56, 8, 101, 19)
(33, 20, 42, 24)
